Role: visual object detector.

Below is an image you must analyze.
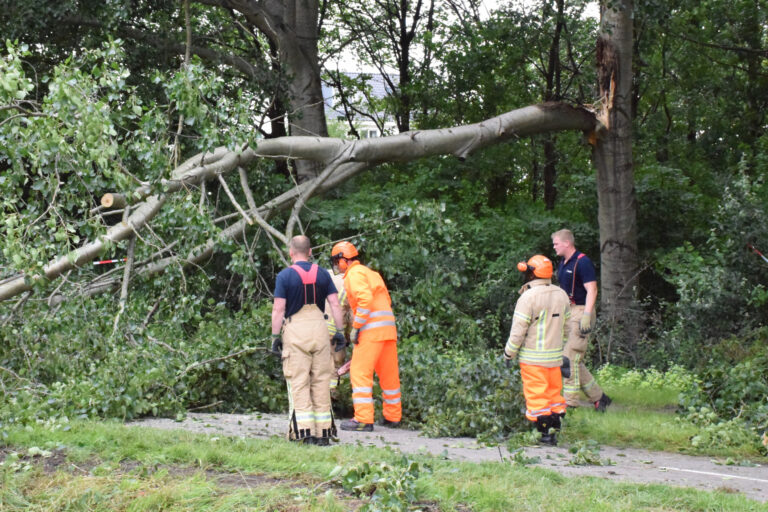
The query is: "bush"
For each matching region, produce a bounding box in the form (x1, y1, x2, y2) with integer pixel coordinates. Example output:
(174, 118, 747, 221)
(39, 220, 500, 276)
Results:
(397, 338, 527, 442)
(0, 287, 286, 430)
(678, 337, 768, 454)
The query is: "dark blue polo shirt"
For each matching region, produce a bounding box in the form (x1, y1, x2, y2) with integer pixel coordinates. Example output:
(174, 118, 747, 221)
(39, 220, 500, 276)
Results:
(274, 261, 338, 318)
(556, 251, 596, 306)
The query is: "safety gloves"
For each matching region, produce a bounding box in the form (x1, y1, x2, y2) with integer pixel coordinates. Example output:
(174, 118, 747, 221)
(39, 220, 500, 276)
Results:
(560, 356, 571, 379)
(579, 312, 593, 335)
(270, 334, 283, 357)
(332, 331, 347, 352)
(349, 327, 360, 345)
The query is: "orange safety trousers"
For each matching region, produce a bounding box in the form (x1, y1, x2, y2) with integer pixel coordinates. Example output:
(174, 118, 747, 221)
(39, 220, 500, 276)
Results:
(350, 338, 401, 424)
(519, 363, 566, 422)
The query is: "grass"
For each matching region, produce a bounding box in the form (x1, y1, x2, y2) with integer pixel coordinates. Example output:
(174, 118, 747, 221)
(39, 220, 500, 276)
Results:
(2, 420, 767, 511)
(560, 366, 767, 460)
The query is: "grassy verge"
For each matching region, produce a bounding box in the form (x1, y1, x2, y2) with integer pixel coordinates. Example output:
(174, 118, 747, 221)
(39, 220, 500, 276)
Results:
(2, 421, 766, 511)
(559, 366, 766, 460)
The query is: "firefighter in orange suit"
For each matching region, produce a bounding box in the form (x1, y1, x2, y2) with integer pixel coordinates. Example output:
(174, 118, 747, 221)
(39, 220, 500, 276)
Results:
(330, 241, 401, 432)
(503, 255, 570, 446)
(271, 236, 346, 446)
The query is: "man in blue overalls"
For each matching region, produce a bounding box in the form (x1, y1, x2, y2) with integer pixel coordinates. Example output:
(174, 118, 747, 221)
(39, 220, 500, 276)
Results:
(271, 235, 346, 445)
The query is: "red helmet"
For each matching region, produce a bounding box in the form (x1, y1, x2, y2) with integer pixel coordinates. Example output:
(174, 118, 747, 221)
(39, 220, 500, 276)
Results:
(516, 255, 553, 279)
(331, 241, 358, 271)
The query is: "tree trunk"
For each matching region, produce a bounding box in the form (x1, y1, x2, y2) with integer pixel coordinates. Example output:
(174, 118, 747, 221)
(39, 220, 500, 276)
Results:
(594, 0, 639, 354)
(226, 0, 328, 182)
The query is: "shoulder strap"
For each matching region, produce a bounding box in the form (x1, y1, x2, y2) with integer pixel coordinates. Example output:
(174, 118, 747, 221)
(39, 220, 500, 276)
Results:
(290, 263, 319, 305)
(570, 253, 586, 302)
(290, 263, 319, 285)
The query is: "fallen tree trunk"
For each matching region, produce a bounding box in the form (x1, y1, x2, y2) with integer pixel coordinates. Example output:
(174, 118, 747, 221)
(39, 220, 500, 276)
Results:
(1, 102, 598, 303)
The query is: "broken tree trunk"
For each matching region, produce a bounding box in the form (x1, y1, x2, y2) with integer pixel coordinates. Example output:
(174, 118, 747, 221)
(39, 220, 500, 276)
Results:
(593, 0, 639, 355)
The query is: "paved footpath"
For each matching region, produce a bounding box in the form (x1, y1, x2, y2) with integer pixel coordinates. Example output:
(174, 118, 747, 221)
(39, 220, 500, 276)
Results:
(129, 412, 768, 504)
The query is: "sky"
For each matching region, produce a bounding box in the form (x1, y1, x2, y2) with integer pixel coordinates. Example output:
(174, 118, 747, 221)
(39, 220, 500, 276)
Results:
(328, 0, 600, 73)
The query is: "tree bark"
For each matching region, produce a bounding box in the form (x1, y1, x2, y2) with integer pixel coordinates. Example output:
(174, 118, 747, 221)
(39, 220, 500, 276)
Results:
(222, 0, 328, 182)
(594, 0, 639, 353)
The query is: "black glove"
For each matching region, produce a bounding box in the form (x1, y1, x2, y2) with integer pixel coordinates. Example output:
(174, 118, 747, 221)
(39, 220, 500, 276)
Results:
(332, 331, 347, 352)
(270, 335, 283, 357)
(505, 358, 512, 369)
(560, 355, 571, 379)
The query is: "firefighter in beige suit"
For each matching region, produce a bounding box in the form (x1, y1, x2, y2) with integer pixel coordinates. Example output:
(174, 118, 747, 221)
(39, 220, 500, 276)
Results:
(325, 269, 350, 396)
(271, 236, 346, 446)
(503, 255, 570, 446)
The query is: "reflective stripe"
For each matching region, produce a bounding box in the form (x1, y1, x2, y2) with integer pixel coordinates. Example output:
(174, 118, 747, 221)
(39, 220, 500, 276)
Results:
(356, 308, 371, 315)
(518, 347, 563, 364)
(550, 401, 565, 409)
(353, 386, 373, 394)
(295, 412, 314, 422)
(353, 397, 374, 404)
(536, 309, 547, 350)
(383, 398, 401, 404)
(504, 340, 519, 357)
(382, 388, 400, 395)
(369, 310, 394, 318)
(514, 310, 531, 322)
(354, 315, 367, 324)
(314, 412, 332, 421)
(527, 407, 551, 417)
(359, 320, 396, 332)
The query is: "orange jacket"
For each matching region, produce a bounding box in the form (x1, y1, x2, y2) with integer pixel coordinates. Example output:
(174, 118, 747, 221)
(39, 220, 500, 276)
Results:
(343, 261, 397, 342)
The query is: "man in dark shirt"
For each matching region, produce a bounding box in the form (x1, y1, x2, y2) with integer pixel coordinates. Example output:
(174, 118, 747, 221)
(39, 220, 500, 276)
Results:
(272, 235, 346, 445)
(552, 229, 611, 412)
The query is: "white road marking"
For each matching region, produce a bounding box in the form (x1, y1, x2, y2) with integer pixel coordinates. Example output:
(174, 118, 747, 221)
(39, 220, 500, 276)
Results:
(659, 467, 768, 483)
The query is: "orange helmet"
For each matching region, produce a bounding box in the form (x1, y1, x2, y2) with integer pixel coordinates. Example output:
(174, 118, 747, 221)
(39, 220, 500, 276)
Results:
(516, 255, 553, 279)
(331, 241, 358, 271)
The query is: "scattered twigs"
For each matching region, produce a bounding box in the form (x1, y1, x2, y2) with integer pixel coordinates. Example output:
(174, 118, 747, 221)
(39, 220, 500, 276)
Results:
(178, 344, 268, 377)
(111, 208, 137, 340)
(188, 400, 224, 411)
(1, 290, 32, 327)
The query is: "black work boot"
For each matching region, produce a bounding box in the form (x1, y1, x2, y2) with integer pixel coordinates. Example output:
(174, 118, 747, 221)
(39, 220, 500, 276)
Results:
(340, 418, 373, 432)
(380, 418, 401, 428)
(551, 413, 563, 432)
(536, 415, 557, 446)
(594, 393, 612, 413)
(315, 428, 332, 446)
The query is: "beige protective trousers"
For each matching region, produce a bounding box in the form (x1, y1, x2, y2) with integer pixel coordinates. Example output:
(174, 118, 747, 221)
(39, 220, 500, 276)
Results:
(282, 305, 335, 440)
(563, 305, 603, 405)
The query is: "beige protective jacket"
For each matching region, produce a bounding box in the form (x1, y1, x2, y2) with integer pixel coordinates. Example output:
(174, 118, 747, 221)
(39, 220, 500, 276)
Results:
(504, 278, 571, 367)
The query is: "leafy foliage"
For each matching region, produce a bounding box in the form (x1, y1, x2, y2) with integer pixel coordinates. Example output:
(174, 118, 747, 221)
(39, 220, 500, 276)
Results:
(329, 457, 429, 512)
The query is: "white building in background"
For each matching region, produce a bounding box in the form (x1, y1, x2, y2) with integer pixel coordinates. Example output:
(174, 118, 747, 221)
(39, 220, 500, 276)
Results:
(321, 72, 398, 139)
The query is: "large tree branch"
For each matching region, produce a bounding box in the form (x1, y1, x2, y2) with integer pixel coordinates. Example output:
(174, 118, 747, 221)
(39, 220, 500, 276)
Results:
(2, 103, 598, 303)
